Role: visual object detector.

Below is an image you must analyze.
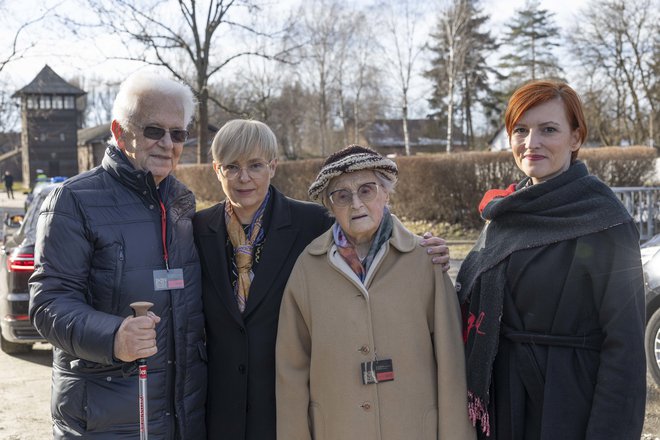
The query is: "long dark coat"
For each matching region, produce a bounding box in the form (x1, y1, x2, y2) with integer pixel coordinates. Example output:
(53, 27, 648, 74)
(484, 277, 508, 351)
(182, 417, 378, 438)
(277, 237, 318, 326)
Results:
(493, 222, 646, 439)
(193, 186, 331, 440)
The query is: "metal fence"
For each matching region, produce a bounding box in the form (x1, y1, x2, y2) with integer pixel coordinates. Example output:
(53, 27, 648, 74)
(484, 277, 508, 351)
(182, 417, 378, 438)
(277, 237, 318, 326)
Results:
(612, 187, 660, 241)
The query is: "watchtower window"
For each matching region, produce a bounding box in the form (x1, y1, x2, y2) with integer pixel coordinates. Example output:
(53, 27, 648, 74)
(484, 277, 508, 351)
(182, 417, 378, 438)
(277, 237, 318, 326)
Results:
(52, 96, 63, 109)
(40, 95, 51, 109)
(64, 96, 75, 109)
(27, 97, 38, 109)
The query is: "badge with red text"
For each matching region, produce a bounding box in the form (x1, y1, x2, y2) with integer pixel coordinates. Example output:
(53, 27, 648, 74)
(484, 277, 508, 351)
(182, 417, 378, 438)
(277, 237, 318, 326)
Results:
(153, 268, 185, 291)
(361, 359, 394, 385)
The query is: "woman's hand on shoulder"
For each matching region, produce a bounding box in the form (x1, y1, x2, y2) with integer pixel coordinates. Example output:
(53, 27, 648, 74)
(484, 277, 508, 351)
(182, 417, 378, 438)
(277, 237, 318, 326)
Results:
(420, 232, 450, 272)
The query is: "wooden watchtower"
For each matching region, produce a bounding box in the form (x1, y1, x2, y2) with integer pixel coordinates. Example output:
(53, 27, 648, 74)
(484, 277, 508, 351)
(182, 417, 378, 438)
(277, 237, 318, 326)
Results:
(12, 65, 86, 186)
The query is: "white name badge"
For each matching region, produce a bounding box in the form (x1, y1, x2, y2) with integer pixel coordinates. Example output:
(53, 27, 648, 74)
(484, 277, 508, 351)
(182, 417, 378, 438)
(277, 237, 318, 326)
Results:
(153, 268, 185, 291)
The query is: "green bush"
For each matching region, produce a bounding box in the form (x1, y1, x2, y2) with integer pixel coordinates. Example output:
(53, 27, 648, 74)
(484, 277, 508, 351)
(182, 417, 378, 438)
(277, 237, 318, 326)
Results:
(174, 146, 657, 229)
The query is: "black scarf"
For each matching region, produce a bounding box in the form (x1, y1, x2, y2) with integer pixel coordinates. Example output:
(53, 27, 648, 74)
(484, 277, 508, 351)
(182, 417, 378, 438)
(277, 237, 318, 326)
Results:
(455, 161, 633, 437)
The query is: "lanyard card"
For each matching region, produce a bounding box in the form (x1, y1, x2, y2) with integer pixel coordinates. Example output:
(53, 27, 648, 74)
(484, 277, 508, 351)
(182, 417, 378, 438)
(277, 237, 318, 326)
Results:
(153, 268, 185, 291)
(361, 359, 394, 385)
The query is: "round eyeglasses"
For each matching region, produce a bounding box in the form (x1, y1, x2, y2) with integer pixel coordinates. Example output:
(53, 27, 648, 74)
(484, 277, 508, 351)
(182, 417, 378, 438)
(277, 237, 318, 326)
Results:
(218, 160, 273, 180)
(328, 182, 380, 207)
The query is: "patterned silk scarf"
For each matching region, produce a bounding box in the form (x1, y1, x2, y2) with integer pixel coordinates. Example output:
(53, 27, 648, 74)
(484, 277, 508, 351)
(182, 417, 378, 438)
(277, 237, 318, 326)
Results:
(333, 208, 393, 283)
(224, 190, 271, 313)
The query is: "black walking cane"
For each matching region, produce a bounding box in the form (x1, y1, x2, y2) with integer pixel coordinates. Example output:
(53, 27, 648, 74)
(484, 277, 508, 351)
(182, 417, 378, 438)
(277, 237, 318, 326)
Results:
(130, 301, 154, 440)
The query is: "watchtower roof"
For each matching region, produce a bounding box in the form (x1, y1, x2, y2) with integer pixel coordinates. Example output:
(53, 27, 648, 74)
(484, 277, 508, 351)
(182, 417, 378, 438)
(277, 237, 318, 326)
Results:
(12, 65, 86, 97)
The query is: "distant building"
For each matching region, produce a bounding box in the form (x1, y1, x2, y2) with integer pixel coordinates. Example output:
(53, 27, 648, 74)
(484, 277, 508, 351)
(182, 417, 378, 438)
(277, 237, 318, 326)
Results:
(347, 119, 467, 156)
(12, 65, 86, 186)
(488, 126, 510, 151)
(77, 123, 112, 172)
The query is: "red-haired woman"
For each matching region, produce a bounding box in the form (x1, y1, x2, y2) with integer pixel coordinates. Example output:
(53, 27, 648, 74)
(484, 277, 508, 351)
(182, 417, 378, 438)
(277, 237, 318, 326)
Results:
(457, 80, 646, 439)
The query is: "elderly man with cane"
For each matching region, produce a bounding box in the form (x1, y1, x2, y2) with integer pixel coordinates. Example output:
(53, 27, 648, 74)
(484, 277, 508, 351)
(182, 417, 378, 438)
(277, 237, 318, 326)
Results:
(29, 71, 206, 439)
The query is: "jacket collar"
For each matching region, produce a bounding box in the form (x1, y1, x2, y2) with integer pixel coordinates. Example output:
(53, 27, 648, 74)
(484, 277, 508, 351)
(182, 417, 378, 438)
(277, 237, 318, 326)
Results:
(102, 145, 160, 204)
(101, 145, 194, 218)
(198, 186, 299, 322)
(306, 214, 417, 256)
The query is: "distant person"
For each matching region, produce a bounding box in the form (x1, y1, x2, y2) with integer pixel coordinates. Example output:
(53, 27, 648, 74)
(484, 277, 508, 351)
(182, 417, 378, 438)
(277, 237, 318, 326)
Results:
(193, 120, 450, 440)
(29, 71, 206, 439)
(4, 171, 14, 199)
(276, 145, 475, 439)
(456, 80, 646, 439)
(35, 169, 48, 183)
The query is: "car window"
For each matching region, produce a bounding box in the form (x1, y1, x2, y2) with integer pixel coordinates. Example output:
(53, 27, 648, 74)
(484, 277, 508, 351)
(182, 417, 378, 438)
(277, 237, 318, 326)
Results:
(13, 184, 61, 248)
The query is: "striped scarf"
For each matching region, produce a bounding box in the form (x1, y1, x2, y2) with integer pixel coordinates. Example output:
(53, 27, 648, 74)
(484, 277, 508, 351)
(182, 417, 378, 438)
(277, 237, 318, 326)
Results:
(225, 190, 270, 313)
(333, 208, 393, 283)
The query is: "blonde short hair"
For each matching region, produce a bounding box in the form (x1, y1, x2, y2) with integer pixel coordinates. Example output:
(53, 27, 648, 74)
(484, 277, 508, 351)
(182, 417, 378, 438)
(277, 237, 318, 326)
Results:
(211, 119, 278, 164)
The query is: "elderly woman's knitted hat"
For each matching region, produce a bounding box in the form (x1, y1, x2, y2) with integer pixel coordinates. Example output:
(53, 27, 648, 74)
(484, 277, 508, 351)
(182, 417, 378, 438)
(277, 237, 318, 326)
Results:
(308, 145, 398, 201)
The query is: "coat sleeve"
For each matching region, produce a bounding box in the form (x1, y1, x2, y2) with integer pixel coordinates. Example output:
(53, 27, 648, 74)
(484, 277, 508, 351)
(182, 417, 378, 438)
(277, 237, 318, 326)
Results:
(276, 258, 313, 440)
(434, 269, 477, 440)
(585, 222, 646, 438)
(28, 186, 124, 365)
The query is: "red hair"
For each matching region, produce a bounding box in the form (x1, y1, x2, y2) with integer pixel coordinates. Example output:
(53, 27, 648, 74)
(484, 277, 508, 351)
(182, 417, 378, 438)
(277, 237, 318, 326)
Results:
(504, 80, 587, 161)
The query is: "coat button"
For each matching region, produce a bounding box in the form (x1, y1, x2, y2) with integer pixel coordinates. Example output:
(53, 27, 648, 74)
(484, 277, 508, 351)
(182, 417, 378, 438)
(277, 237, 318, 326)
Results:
(238, 364, 246, 374)
(239, 327, 246, 334)
(360, 401, 372, 411)
(358, 345, 370, 355)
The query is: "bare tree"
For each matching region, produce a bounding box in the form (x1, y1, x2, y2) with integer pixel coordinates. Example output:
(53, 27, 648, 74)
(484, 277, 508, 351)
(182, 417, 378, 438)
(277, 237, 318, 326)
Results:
(380, 0, 425, 156)
(75, 0, 295, 163)
(0, 2, 54, 132)
(0, 2, 54, 74)
(427, 0, 471, 153)
(333, 11, 383, 146)
(567, 0, 657, 147)
(296, 0, 352, 156)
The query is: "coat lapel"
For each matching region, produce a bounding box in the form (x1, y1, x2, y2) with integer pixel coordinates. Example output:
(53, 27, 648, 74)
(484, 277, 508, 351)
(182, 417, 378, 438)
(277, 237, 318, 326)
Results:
(198, 202, 244, 324)
(243, 188, 298, 317)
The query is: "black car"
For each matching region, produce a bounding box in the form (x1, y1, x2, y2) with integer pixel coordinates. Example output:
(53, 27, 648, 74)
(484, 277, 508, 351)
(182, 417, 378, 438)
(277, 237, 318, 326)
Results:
(642, 233, 660, 385)
(0, 181, 62, 354)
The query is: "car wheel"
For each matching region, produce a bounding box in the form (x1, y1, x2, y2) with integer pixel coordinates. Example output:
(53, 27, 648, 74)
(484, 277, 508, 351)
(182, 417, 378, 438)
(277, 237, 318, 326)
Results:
(646, 307, 660, 386)
(0, 331, 32, 355)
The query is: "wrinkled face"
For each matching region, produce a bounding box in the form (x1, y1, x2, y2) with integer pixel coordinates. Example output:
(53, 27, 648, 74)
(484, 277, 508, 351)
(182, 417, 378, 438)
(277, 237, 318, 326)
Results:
(327, 170, 389, 245)
(112, 93, 186, 185)
(213, 154, 277, 223)
(510, 98, 580, 184)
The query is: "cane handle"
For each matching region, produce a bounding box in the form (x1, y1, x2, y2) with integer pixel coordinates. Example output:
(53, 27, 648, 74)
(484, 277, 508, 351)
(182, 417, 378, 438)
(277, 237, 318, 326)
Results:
(130, 301, 154, 317)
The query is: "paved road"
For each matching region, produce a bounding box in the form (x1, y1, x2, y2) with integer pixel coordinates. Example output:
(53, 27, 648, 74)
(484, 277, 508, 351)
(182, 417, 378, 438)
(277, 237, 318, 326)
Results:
(0, 343, 53, 439)
(0, 191, 54, 439)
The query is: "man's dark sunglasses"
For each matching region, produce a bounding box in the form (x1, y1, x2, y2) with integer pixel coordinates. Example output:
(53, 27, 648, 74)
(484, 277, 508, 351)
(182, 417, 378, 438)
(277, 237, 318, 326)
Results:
(142, 126, 189, 143)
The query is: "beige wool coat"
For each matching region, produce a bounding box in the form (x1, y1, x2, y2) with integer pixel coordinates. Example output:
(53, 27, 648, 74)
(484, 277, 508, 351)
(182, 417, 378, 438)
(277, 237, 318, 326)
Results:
(276, 216, 476, 440)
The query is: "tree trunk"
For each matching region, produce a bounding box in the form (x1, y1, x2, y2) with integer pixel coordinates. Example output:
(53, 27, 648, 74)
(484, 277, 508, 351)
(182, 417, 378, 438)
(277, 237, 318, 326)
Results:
(403, 101, 411, 156)
(197, 86, 209, 164)
(446, 74, 454, 153)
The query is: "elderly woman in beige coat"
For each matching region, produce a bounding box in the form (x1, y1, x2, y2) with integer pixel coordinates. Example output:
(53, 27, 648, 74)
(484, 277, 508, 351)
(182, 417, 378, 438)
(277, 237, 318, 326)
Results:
(276, 145, 475, 440)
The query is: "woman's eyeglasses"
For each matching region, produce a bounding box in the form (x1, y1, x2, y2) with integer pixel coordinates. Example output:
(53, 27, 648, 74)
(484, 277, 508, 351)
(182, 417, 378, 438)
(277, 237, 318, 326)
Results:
(329, 182, 379, 207)
(218, 161, 273, 180)
(141, 126, 190, 143)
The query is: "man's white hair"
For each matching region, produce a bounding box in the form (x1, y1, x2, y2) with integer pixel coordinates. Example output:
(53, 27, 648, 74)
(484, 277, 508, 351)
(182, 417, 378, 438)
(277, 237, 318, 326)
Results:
(111, 71, 196, 140)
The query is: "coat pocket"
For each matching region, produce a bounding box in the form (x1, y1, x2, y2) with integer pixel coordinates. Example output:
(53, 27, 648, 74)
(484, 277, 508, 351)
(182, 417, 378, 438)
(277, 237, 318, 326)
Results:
(84, 374, 138, 432)
(422, 405, 438, 440)
(308, 401, 325, 440)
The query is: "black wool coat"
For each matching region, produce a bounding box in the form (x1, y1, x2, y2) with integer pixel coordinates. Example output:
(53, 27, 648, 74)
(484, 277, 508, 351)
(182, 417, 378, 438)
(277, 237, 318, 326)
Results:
(493, 222, 646, 440)
(193, 186, 332, 440)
